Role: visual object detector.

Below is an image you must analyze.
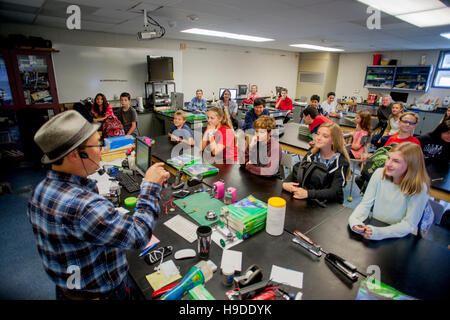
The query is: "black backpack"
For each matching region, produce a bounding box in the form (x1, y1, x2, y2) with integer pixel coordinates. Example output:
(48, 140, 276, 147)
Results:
(292, 155, 330, 207)
(356, 143, 398, 193)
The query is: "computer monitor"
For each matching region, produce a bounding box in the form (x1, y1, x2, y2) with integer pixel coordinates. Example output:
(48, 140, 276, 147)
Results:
(135, 137, 152, 177)
(219, 88, 238, 100)
(275, 86, 283, 97)
(390, 91, 409, 103)
(238, 85, 248, 96)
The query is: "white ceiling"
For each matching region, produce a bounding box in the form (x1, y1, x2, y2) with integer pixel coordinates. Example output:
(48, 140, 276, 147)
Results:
(1, 0, 450, 52)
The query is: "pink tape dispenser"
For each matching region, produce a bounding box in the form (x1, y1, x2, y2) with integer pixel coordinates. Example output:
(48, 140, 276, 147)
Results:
(212, 180, 225, 199)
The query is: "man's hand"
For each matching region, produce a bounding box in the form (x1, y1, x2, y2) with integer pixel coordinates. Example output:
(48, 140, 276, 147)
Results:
(144, 162, 170, 185)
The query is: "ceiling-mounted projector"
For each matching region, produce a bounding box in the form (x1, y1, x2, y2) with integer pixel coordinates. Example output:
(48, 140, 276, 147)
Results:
(137, 30, 157, 40)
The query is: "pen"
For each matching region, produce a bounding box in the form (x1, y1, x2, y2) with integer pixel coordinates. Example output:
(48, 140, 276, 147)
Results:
(194, 188, 211, 193)
(432, 177, 444, 181)
(139, 243, 158, 257)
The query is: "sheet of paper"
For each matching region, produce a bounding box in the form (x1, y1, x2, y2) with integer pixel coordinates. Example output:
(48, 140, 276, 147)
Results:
(220, 249, 242, 272)
(269, 265, 303, 289)
(100, 159, 124, 167)
(211, 226, 243, 250)
(88, 171, 112, 195)
(116, 207, 130, 214)
(142, 235, 160, 251)
(146, 270, 181, 291)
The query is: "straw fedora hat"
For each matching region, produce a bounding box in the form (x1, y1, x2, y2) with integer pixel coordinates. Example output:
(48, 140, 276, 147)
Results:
(34, 110, 101, 164)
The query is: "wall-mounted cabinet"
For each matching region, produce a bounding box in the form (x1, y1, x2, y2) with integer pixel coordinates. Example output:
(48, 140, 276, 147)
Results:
(364, 66, 395, 89)
(0, 49, 59, 114)
(364, 65, 433, 92)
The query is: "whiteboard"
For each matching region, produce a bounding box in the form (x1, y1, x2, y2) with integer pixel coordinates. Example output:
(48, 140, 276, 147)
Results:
(52, 44, 182, 103)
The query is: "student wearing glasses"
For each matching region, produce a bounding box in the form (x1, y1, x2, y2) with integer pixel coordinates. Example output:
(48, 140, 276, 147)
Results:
(385, 112, 421, 147)
(28, 111, 170, 300)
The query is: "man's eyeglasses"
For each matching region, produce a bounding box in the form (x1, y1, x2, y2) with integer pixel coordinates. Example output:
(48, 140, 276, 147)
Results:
(400, 119, 417, 126)
(80, 141, 105, 149)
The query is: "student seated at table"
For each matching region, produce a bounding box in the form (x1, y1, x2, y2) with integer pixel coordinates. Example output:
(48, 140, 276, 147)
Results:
(217, 89, 238, 129)
(202, 106, 237, 163)
(322, 92, 340, 118)
(275, 88, 293, 114)
(418, 119, 450, 168)
(282, 122, 350, 204)
(242, 115, 282, 177)
(302, 105, 332, 135)
(117, 92, 138, 136)
(168, 110, 194, 145)
(348, 142, 429, 241)
(310, 94, 327, 116)
(242, 98, 270, 132)
(385, 112, 421, 147)
(374, 101, 403, 148)
(343, 110, 371, 159)
(242, 84, 260, 105)
(187, 89, 207, 113)
(91, 93, 115, 123)
(371, 95, 393, 146)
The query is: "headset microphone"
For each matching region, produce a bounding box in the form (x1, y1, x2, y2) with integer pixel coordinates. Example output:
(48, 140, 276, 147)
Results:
(79, 150, 105, 175)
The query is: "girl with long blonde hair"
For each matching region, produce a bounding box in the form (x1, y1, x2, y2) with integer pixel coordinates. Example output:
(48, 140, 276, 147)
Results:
(283, 122, 350, 203)
(349, 142, 430, 240)
(202, 106, 237, 163)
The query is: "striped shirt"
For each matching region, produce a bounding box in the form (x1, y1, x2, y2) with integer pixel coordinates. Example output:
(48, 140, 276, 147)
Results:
(27, 170, 161, 293)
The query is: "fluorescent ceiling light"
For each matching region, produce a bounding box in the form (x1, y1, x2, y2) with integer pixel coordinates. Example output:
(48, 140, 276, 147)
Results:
(289, 44, 344, 52)
(357, 0, 450, 27)
(441, 32, 450, 39)
(181, 28, 274, 42)
(396, 8, 450, 27)
(356, 0, 446, 16)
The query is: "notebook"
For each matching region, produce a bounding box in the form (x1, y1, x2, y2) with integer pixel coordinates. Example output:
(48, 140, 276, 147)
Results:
(182, 163, 219, 177)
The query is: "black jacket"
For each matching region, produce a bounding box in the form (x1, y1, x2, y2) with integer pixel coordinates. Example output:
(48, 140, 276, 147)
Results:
(376, 105, 392, 132)
(284, 151, 349, 203)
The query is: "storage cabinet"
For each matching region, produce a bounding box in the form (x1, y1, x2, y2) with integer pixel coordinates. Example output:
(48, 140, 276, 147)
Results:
(393, 66, 433, 91)
(364, 66, 395, 89)
(0, 49, 59, 164)
(1, 49, 59, 114)
(364, 65, 433, 92)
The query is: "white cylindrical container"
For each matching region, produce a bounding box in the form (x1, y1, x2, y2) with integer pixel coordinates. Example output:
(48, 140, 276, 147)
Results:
(265, 197, 286, 236)
(137, 97, 144, 111)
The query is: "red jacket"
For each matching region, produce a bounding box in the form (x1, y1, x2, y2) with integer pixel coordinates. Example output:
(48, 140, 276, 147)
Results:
(276, 97, 293, 112)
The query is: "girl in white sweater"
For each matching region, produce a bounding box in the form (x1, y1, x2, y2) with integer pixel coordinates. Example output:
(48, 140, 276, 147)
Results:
(348, 142, 430, 240)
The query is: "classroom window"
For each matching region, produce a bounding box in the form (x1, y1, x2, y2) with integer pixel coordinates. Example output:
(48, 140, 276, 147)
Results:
(433, 50, 450, 88)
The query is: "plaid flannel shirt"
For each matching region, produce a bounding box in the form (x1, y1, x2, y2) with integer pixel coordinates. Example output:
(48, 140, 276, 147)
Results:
(27, 170, 161, 293)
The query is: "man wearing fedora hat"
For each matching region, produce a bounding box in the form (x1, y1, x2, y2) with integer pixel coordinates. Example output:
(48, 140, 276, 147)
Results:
(28, 110, 170, 300)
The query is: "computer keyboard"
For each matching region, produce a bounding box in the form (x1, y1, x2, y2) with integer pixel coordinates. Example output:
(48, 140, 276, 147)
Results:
(116, 172, 141, 193)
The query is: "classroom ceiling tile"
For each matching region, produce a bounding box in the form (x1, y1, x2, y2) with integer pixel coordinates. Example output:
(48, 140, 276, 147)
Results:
(1, 0, 450, 52)
(56, 0, 138, 10)
(0, 0, 45, 7)
(0, 9, 36, 23)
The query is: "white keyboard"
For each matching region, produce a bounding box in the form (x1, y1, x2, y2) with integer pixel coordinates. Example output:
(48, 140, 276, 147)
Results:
(164, 215, 198, 243)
